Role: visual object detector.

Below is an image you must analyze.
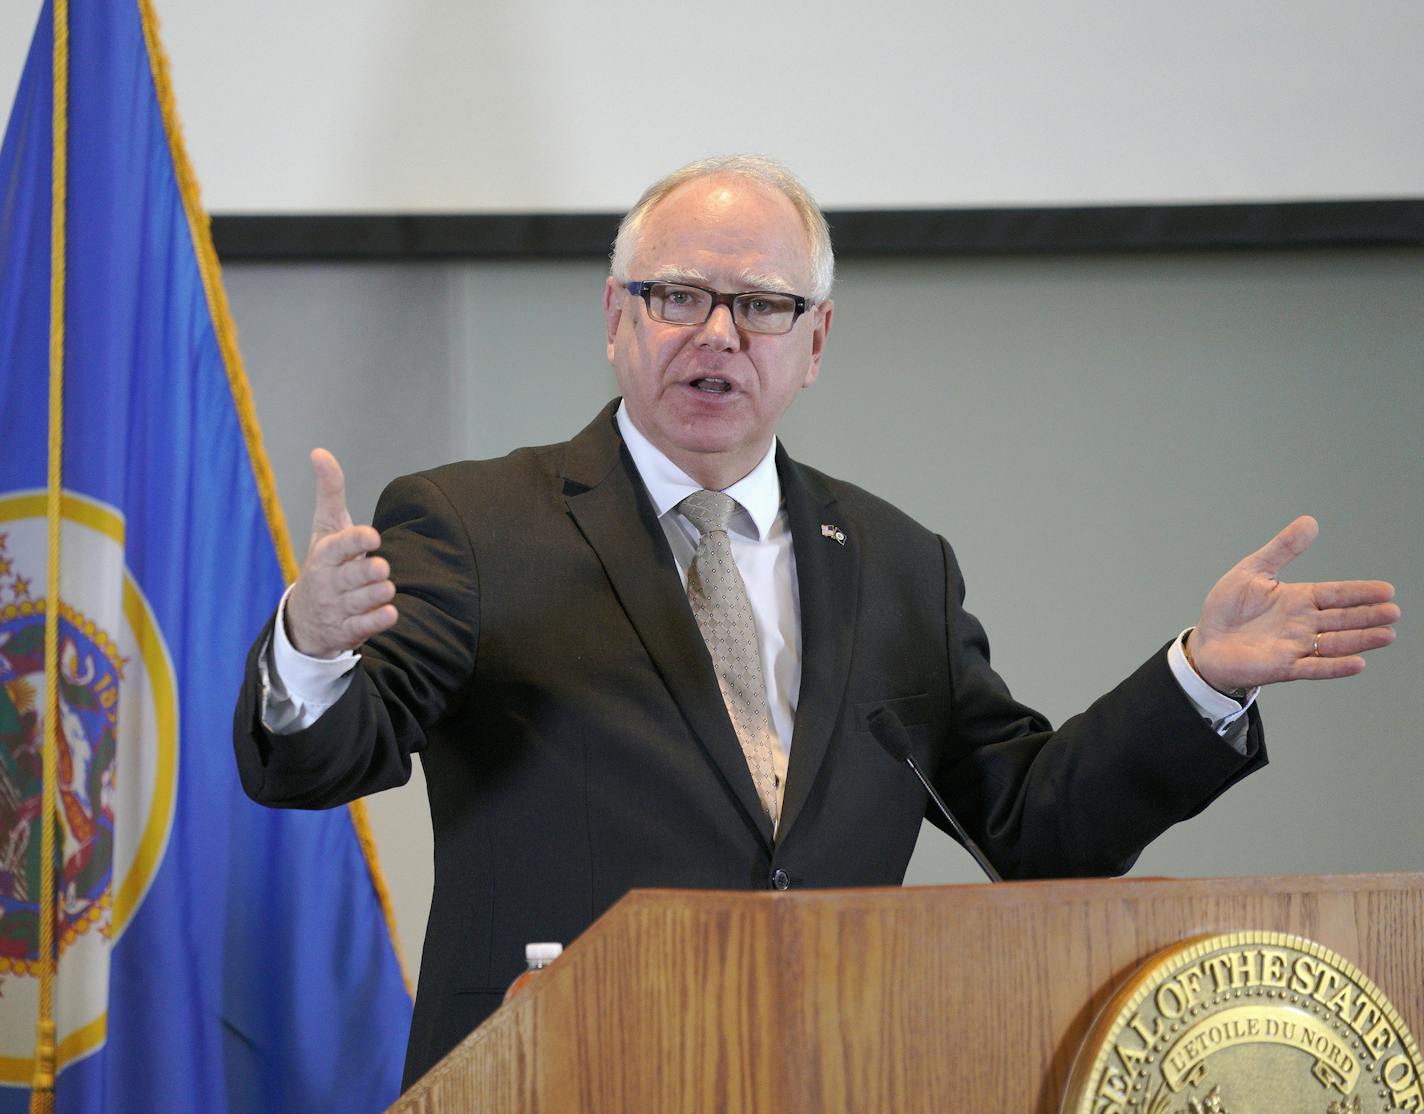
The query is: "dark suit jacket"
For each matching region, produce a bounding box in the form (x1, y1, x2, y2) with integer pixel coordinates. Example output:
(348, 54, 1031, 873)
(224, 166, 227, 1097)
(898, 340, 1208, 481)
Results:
(233, 401, 1265, 1088)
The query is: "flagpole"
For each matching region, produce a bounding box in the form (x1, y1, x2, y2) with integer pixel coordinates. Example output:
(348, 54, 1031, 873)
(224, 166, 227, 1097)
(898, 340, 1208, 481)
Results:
(31, 0, 69, 1107)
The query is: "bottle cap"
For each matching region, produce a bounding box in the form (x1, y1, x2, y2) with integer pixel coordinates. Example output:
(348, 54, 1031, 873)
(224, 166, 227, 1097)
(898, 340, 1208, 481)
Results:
(525, 941, 563, 964)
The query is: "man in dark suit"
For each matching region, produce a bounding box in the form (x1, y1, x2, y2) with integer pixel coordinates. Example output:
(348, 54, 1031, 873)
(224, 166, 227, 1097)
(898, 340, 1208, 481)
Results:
(233, 156, 1399, 1088)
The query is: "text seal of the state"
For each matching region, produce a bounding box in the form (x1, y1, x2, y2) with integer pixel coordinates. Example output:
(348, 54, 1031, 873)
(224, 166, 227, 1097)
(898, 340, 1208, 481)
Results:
(1062, 931, 1424, 1114)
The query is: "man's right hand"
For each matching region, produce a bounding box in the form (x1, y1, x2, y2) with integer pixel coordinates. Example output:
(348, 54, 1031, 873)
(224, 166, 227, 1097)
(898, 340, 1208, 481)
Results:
(284, 448, 398, 659)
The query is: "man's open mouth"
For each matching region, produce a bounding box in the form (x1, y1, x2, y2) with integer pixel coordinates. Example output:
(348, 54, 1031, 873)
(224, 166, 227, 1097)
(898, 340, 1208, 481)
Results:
(690, 377, 733, 394)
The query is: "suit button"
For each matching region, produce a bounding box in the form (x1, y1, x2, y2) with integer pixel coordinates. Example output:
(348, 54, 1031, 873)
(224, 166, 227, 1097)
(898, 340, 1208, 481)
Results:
(771, 869, 791, 891)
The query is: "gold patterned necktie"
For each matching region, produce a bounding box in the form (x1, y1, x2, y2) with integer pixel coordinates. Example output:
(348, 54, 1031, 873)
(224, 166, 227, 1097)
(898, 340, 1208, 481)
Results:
(677, 490, 779, 822)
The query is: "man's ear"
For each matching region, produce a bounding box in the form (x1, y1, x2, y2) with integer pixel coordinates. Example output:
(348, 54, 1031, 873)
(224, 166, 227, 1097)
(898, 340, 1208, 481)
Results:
(801, 298, 833, 388)
(604, 277, 624, 361)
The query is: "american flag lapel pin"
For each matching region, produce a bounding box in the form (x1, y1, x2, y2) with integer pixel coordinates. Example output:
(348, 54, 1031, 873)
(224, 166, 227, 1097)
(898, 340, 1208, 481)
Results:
(820, 524, 846, 545)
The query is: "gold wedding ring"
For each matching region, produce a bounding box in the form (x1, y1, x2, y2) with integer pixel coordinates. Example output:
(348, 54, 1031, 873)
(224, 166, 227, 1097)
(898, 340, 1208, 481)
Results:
(1312, 633, 1322, 657)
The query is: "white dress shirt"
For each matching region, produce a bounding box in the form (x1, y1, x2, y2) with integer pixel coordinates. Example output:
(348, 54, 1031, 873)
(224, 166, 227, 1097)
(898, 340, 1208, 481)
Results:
(260, 405, 1255, 779)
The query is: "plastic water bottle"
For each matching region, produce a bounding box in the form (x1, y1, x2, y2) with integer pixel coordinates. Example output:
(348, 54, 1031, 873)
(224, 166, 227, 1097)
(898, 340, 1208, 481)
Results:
(503, 941, 563, 1003)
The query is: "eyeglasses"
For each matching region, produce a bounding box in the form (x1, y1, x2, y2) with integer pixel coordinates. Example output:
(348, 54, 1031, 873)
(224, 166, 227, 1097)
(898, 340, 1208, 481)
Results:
(625, 281, 809, 336)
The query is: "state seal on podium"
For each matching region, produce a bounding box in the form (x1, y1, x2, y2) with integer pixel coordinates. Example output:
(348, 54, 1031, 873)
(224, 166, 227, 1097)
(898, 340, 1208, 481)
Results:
(1063, 932, 1424, 1113)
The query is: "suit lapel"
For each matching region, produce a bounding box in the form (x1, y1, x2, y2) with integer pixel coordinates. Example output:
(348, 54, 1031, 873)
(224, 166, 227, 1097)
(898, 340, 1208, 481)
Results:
(561, 406, 776, 847)
(776, 448, 859, 846)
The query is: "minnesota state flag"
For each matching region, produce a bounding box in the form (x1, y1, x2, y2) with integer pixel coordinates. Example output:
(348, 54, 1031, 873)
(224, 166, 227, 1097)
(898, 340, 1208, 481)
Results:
(0, 1, 412, 1110)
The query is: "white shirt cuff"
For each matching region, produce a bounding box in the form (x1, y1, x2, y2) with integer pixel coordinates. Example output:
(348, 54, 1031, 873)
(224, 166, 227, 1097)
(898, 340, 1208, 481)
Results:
(1166, 628, 1258, 753)
(258, 585, 359, 734)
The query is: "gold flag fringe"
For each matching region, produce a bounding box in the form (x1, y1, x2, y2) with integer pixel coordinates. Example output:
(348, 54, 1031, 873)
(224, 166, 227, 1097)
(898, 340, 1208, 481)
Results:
(132, 0, 412, 997)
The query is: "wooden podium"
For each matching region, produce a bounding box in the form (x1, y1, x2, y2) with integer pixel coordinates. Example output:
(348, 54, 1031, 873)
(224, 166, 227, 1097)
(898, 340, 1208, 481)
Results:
(389, 873, 1424, 1112)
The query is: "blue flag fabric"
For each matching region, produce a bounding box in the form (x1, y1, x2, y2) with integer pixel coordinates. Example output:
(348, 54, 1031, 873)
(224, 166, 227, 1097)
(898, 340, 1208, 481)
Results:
(0, 2, 412, 1110)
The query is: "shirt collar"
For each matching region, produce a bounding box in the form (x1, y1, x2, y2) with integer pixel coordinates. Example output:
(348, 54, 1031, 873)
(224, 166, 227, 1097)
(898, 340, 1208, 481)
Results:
(615, 400, 781, 541)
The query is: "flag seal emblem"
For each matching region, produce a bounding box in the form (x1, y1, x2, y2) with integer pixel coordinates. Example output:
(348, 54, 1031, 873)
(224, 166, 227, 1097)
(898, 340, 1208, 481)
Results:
(0, 491, 178, 1078)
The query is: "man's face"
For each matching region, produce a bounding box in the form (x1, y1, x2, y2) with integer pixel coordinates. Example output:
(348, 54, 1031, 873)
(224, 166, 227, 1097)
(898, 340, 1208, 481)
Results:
(604, 176, 832, 489)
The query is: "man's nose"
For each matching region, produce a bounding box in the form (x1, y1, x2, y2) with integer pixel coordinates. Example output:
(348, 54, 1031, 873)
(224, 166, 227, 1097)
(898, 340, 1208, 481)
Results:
(695, 303, 742, 351)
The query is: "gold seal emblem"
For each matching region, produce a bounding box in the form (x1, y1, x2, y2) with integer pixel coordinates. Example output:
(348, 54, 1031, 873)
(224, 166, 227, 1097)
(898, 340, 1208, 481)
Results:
(1062, 932, 1424, 1113)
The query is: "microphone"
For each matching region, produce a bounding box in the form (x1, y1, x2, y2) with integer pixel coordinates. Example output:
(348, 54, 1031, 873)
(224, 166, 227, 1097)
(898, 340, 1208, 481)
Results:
(867, 707, 1002, 883)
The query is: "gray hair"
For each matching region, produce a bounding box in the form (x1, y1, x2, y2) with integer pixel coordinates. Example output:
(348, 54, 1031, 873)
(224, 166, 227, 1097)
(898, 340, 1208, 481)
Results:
(609, 155, 835, 303)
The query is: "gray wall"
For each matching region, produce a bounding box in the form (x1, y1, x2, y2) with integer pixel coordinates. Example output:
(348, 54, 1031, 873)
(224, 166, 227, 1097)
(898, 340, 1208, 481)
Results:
(227, 249, 1424, 981)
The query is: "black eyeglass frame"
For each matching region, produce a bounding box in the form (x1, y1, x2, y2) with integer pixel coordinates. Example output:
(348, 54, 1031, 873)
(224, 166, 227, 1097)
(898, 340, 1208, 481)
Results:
(625, 280, 810, 334)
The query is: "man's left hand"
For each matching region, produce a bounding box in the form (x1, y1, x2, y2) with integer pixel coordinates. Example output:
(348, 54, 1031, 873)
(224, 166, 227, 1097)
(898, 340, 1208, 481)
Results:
(1187, 515, 1399, 694)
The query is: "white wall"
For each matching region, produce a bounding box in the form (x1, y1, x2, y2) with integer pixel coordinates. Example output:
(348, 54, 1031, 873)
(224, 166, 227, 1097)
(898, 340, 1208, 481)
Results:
(225, 248, 1424, 983)
(4, 1, 1423, 211)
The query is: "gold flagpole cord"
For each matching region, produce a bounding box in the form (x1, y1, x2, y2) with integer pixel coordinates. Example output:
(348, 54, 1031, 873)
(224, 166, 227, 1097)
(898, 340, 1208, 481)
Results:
(31, 0, 70, 1108)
